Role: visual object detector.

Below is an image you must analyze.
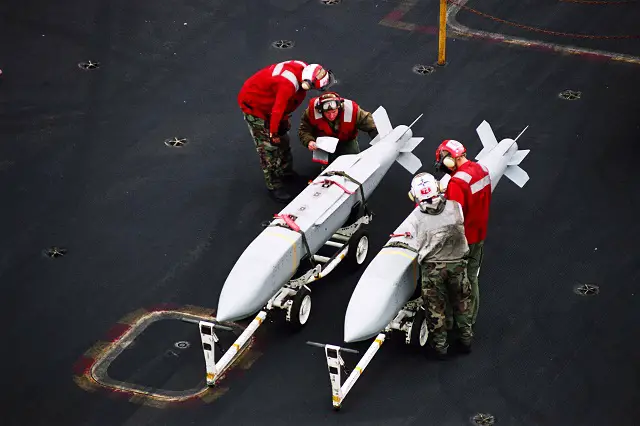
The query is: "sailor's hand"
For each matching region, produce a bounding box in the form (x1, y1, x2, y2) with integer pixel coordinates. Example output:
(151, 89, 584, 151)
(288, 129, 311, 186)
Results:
(269, 133, 281, 144)
(308, 141, 317, 151)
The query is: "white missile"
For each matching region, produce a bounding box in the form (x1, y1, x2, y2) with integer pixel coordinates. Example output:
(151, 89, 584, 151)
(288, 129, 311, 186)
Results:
(216, 107, 426, 322)
(343, 120, 531, 343)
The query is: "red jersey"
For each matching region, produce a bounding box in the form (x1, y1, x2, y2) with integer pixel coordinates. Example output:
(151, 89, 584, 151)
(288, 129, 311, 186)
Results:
(307, 97, 359, 142)
(238, 60, 309, 135)
(445, 161, 492, 244)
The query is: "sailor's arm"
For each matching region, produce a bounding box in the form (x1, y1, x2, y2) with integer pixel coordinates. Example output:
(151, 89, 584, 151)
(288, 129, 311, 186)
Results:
(356, 108, 378, 139)
(298, 109, 317, 148)
(270, 83, 296, 136)
(445, 180, 467, 215)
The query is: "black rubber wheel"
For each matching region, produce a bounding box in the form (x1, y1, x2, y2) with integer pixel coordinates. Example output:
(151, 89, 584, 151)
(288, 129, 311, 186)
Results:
(344, 227, 370, 271)
(287, 286, 312, 329)
(410, 307, 429, 347)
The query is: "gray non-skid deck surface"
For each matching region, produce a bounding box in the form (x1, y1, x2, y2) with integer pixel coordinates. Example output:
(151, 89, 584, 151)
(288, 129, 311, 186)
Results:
(1, 0, 639, 425)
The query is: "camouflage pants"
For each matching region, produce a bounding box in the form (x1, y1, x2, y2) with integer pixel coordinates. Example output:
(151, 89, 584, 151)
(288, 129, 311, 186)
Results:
(243, 113, 293, 190)
(421, 260, 473, 354)
(467, 241, 484, 325)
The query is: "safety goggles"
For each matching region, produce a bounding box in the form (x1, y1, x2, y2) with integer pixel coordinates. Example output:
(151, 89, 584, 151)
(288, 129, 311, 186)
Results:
(320, 100, 339, 111)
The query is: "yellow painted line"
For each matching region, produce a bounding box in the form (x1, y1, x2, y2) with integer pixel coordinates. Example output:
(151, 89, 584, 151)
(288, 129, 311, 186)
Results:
(380, 249, 416, 260)
(264, 231, 298, 274)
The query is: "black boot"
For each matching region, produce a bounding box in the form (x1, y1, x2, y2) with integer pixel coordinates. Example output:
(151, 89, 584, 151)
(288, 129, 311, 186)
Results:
(282, 170, 300, 181)
(268, 187, 293, 203)
(454, 340, 472, 355)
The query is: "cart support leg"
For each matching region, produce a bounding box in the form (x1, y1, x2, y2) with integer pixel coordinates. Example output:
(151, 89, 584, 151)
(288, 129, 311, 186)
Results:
(339, 334, 386, 406)
(198, 321, 219, 385)
(199, 311, 267, 386)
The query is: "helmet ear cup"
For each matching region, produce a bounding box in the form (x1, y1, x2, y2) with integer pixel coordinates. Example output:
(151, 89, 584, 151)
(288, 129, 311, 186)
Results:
(443, 155, 456, 169)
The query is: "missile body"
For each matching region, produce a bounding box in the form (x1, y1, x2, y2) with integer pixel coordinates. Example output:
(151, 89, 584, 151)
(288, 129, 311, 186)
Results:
(216, 108, 425, 322)
(343, 121, 531, 342)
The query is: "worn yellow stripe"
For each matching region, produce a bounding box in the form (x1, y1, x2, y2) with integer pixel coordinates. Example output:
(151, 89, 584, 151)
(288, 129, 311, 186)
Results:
(264, 231, 298, 274)
(380, 249, 415, 260)
(355, 366, 363, 374)
(255, 315, 263, 324)
(374, 338, 384, 346)
(412, 258, 417, 287)
(232, 343, 240, 351)
(332, 395, 340, 402)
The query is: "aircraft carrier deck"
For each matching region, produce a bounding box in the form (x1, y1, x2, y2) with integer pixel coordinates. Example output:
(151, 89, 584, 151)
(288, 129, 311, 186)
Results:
(1, 0, 639, 425)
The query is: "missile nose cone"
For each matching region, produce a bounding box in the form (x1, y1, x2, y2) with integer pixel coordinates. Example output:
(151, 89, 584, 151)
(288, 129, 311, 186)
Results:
(343, 298, 381, 343)
(216, 226, 300, 323)
(343, 325, 361, 344)
(215, 299, 241, 323)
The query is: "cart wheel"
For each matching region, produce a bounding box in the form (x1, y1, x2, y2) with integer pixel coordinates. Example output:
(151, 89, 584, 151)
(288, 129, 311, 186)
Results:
(344, 228, 369, 271)
(288, 286, 312, 329)
(409, 308, 428, 347)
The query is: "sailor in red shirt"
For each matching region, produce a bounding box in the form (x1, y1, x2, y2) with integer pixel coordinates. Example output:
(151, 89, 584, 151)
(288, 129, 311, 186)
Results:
(238, 60, 335, 203)
(298, 92, 378, 168)
(434, 139, 492, 325)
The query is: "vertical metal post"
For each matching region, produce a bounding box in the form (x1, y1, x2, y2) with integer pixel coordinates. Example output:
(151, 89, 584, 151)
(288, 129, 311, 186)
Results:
(437, 0, 448, 66)
(199, 321, 218, 385)
(324, 345, 344, 408)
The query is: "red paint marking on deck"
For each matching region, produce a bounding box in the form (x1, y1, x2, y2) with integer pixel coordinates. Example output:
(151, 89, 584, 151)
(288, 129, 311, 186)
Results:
(378, 0, 640, 66)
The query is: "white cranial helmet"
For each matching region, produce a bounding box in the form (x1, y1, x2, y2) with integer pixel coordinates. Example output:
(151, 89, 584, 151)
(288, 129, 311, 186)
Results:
(301, 64, 334, 90)
(408, 172, 445, 214)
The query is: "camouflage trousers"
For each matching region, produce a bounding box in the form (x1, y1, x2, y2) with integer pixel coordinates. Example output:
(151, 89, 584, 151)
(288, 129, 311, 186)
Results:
(421, 260, 473, 354)
(243, 113, 293, 190)
(443, 241, 485, 327)
(467, 241, 484, 325)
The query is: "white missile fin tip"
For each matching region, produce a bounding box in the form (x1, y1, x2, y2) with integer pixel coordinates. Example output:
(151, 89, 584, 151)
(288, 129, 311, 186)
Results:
(372, 106, 393, 138)
(507, 149, 530, 166)
(504, 165, 529, 188)
(400, 137, 424, 153)
(476, 120, 499, 149)
(396, 152, 422, 174)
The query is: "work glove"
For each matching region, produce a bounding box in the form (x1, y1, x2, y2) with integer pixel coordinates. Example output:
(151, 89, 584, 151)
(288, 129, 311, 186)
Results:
(269, 133, 281, 144)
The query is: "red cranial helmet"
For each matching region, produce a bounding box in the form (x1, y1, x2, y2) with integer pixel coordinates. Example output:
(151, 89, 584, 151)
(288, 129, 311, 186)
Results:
(434, 139, 466, 172)
(315, 92, 343, 113)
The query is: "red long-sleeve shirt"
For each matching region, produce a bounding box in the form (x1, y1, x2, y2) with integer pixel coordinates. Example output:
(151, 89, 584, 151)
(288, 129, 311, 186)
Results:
(238, 60, 309, 135)
(445, 161, 492, 244)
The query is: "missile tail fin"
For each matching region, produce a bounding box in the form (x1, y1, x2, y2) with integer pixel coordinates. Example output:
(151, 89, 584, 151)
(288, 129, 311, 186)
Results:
(504, 165, 529, 188)
(476, 120, 499, 149)
(400, 137, 424, 152)
(396, 152, 422, 174)
(372, 107, 393, 138)
(508, 149, 530, 166)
